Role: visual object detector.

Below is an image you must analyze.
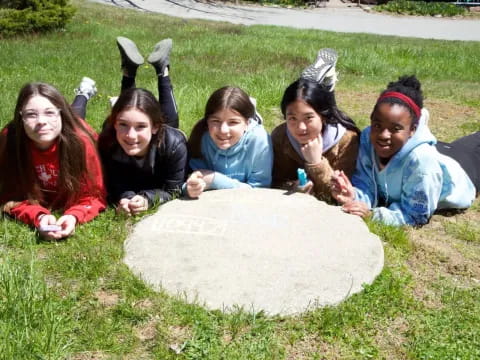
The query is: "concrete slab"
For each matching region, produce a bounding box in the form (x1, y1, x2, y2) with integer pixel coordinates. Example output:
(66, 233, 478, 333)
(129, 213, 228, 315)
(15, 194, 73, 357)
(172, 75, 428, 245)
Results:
(124, 188, 384, 315)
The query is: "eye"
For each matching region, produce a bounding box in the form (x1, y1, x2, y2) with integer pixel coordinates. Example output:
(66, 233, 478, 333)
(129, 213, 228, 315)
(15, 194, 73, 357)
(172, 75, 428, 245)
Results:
(44, 109, 58, 117)
(136, 124, 148, 131)
(23, 111, 37, 119)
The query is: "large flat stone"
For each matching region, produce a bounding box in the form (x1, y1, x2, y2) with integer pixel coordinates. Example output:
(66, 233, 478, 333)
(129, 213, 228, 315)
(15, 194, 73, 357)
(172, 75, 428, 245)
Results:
(124, 188, 384, 315)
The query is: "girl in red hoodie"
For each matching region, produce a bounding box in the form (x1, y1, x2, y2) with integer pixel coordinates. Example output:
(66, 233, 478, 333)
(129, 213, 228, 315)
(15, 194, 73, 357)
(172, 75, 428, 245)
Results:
(0, 82, 106, 240)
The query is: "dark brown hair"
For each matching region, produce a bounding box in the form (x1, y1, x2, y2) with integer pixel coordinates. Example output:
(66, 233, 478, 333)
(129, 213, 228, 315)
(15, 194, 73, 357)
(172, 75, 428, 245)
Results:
(98, 88, 166, 154)
(0, 82, 96, 208)
(188, 86, 253, 157)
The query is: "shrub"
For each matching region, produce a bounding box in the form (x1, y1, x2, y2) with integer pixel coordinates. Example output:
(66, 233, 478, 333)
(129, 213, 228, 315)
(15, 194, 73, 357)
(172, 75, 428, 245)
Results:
(376, 0, 467, 16)
(0, 0, 75, 37)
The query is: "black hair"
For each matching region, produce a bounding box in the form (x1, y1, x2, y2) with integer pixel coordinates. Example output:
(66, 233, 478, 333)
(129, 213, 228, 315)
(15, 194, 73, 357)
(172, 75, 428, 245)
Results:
(281, 78, 360, 134)
(375, 75, 424, 127)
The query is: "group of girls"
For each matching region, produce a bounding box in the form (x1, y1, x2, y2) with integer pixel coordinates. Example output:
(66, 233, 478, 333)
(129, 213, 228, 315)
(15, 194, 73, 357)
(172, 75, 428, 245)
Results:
(1, 40, 479, 241)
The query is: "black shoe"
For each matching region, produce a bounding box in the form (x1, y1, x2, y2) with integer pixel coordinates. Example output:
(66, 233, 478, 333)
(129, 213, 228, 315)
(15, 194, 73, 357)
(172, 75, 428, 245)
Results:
(116, 36, 144, 77)
(147, 38, 172, 75)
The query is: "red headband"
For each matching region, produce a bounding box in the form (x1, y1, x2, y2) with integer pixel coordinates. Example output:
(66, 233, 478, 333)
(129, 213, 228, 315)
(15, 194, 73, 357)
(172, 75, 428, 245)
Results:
(377, 91, 421, 119)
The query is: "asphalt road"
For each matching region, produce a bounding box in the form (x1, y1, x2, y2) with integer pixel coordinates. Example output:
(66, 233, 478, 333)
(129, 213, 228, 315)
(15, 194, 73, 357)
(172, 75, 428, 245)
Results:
(91, 0, 480, 41)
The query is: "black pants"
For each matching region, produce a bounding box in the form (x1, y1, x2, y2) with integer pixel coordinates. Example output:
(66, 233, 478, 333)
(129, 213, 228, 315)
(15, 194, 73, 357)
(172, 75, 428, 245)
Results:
(71, 75, 179, 129)
(71, 95, 88, 121)
(121, 75, 179, 129)
(436, 131, 480, 193)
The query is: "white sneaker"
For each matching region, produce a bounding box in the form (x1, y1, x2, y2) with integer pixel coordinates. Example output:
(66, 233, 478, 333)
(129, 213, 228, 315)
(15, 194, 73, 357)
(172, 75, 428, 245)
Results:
(75, 77, 97, 100)
(301, 48, 338, 86)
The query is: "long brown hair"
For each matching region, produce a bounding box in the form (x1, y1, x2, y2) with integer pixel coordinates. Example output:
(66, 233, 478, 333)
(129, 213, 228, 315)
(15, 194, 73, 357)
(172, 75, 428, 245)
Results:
(188, 86, 254, 157)
(98, 88, 166, 155)
(0, 82, 96, 207)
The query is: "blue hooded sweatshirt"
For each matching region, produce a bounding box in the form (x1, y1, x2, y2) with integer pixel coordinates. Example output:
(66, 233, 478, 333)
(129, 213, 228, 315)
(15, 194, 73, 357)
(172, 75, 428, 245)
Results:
(189, 119, 273, 189)
(352, 112, 475, 226)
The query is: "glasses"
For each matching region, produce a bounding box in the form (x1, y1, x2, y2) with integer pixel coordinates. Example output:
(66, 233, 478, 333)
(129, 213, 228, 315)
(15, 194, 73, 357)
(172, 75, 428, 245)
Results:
(20, 108, 61, 125)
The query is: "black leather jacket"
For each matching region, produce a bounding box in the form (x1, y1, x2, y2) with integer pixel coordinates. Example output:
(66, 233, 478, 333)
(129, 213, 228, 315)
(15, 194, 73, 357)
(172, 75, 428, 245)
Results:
(101, 126, 188, 206)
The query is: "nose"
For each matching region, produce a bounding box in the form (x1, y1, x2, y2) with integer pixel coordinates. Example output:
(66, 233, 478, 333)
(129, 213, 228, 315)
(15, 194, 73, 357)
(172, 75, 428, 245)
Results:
(126, 127, 136, 138)
(36, 114, 48, 125)
(297, 121, 307, 132)
(378, 128, 391, 139)
(219, 122, 229, 134)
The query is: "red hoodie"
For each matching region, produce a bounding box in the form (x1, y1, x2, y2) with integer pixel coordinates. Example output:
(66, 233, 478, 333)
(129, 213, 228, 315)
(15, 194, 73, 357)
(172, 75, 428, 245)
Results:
(3, 128, 106, 227)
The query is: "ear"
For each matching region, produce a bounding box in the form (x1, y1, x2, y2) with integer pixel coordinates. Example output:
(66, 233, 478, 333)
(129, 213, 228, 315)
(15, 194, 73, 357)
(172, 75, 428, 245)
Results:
(409, 124, 417, 138)
(152, 125, 159, 135)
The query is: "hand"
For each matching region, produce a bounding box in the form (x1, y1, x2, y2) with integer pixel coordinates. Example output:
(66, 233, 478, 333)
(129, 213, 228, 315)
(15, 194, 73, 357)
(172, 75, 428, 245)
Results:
(331, 170, 355, 204)
(37, 214, 58, 240)
(301, 134, 323, 165)
(128, 195, 149, 215)
(52, 215, 77, 239)
(38, 214, 77, 240)
(296, 180, 314, 195)
(117, 198, 132, 215)
(186, 171, 207, 198)
(341, 200, 371, 218)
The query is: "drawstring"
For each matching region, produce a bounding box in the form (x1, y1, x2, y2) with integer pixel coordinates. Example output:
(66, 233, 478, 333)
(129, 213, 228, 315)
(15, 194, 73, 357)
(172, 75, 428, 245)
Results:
(371, 146, 378, 208)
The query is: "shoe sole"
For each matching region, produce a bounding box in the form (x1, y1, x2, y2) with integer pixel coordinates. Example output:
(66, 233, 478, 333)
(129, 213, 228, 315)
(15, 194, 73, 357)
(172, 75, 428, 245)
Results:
(301, 48, 338, 83)
(316, 48, 338, 68)
(116, 36, 144, 66)
(147, 38, 172, 65)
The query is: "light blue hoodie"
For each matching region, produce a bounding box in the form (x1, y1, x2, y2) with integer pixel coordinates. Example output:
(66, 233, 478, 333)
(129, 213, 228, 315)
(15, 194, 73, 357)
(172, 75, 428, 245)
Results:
(352, 112, 475, 226)
(189, 119, 273, 189)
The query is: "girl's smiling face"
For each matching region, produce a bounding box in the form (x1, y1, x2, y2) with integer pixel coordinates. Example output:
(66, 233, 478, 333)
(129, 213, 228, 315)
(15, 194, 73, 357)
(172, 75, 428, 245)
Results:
(207, 108, 248, 150)
(370, 102, 416, 165)
(285, 100, 323, 145)
(114, 108, 158, 157)
(22, 95, 62, 150)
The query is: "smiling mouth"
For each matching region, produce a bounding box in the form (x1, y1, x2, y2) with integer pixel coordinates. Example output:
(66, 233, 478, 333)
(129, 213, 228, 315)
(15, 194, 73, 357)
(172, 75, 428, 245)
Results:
(376, 142, 391, 149)
(37, 130, 52, 135)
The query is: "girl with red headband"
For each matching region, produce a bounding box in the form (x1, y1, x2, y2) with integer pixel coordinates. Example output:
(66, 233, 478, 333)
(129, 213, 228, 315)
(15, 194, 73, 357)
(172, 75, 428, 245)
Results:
(331, 75, 476, 226)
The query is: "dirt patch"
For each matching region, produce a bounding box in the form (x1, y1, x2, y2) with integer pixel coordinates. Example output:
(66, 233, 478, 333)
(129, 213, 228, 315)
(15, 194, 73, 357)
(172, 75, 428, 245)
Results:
(375, 316, 409, 359)
(406, 200, 480, 307)
(94, 290, 120, 307)
(70, 351, 109, 360)
(133, 298, 154, 310)
(424, 99, 480, 141)
(167, 325, 192, 354)
(285, 335, 344, 360)
(134, 318, 158, 342)
(337, 89, 378, 128)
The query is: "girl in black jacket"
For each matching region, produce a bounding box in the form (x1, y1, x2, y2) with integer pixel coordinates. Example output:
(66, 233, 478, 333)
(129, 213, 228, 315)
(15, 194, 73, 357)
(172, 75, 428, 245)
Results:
(98, 37, 188, 215)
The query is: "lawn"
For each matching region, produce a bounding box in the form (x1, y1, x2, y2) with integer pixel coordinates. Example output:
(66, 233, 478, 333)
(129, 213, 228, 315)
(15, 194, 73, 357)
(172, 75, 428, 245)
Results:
(0, 0, 479, 358)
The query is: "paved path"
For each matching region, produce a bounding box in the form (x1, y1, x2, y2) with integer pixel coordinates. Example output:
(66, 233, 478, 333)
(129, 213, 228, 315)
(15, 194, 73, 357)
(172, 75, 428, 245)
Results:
(124, 189, 384, 315)
(92, 0, 480, 41)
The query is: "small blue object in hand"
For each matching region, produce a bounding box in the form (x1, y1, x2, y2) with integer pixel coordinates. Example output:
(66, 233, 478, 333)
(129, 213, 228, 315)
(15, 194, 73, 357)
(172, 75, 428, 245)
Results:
(297, 168, 308, 186)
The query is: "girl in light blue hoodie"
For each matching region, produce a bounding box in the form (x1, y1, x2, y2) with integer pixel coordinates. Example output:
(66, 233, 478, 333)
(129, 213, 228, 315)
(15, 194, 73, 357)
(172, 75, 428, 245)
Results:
(331, 76, 476, 226)
(185, 86, 273, 198)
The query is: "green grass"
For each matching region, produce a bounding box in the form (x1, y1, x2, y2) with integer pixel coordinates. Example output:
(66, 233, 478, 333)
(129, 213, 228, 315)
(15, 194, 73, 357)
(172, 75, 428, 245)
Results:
(0, 0, 479, 358)
(376, 0, 467, 17)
